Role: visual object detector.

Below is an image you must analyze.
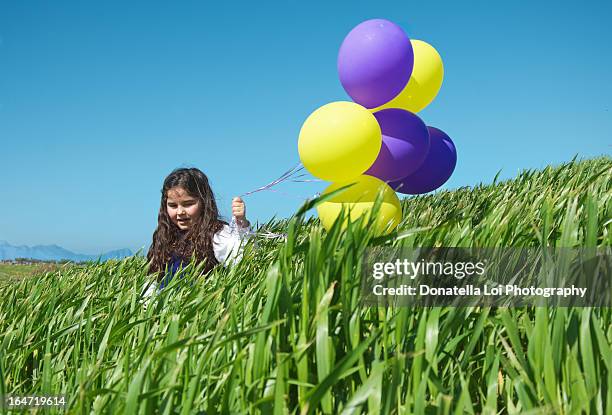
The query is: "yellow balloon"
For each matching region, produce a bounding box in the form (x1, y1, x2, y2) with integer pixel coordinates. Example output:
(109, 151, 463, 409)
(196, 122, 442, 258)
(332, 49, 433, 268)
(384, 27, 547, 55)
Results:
(298, 101, 381, 182)
(372, 40, 444, 113)
(316, 175, 402, 236)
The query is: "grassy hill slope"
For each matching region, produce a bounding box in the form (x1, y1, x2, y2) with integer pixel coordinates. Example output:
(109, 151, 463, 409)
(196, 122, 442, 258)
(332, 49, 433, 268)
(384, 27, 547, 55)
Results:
(0, 156, 610, 414)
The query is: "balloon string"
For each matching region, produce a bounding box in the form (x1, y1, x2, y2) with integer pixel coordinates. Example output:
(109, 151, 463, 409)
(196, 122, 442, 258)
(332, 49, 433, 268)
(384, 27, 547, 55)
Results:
(239, 163, 305, 197)
(234, 163, 322, 240)
(232, 164, 303, 234)
(289, 173, 323, 183)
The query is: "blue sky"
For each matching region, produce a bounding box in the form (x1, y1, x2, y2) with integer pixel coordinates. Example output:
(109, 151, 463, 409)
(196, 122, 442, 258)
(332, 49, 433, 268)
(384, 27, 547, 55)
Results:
(1, 1, 610, 254)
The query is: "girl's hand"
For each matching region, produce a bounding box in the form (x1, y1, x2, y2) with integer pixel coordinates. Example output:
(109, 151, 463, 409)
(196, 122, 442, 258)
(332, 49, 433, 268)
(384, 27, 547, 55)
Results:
(232, 197, 250, 228)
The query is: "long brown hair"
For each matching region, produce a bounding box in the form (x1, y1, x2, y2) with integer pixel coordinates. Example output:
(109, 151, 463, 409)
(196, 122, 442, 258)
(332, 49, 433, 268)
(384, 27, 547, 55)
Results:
(147, 168, 226, 281)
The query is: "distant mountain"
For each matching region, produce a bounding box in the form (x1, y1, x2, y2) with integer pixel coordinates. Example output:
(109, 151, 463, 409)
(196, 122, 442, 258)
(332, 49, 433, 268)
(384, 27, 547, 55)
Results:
(0, 240, 133, 262)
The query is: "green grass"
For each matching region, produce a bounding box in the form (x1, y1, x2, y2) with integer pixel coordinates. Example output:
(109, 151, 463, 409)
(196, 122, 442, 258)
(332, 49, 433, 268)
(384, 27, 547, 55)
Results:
(0, 263, 40, 279)
(0, 263, 64, 285)
(0, 155, 610, 414)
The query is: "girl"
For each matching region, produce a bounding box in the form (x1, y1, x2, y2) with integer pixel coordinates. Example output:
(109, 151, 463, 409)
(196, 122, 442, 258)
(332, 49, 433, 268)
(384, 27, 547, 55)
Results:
(144, 167, 251, 298)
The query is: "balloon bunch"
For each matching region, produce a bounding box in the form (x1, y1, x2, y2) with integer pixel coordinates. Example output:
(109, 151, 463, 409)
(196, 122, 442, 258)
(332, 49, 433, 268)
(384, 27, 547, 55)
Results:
(298, 18, 457, 236)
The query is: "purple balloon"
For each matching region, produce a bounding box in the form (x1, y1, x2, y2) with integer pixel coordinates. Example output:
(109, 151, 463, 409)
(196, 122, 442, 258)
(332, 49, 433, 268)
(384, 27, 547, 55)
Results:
(389, 127, 457, 194)
(365, 109, 430, 182)
(338, 19, 414, 109)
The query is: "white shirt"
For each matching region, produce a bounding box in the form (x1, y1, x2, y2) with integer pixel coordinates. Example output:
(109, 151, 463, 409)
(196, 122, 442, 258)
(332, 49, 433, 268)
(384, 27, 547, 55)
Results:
(212, 223, 251, 265)
(142, 223, 251, 302)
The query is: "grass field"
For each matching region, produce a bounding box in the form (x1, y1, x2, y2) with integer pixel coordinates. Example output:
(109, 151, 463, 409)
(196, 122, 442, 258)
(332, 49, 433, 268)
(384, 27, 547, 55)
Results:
(0, 156, 610, 414)
(0, 263, 63, 285)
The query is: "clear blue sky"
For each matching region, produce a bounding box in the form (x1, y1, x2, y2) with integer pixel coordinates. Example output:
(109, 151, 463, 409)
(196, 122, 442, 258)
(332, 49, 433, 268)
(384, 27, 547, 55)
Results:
(1, 1, 610, 254)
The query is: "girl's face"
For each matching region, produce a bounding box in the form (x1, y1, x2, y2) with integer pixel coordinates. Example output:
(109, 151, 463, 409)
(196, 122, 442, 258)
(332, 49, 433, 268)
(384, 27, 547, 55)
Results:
(166, 186, 201, 230)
